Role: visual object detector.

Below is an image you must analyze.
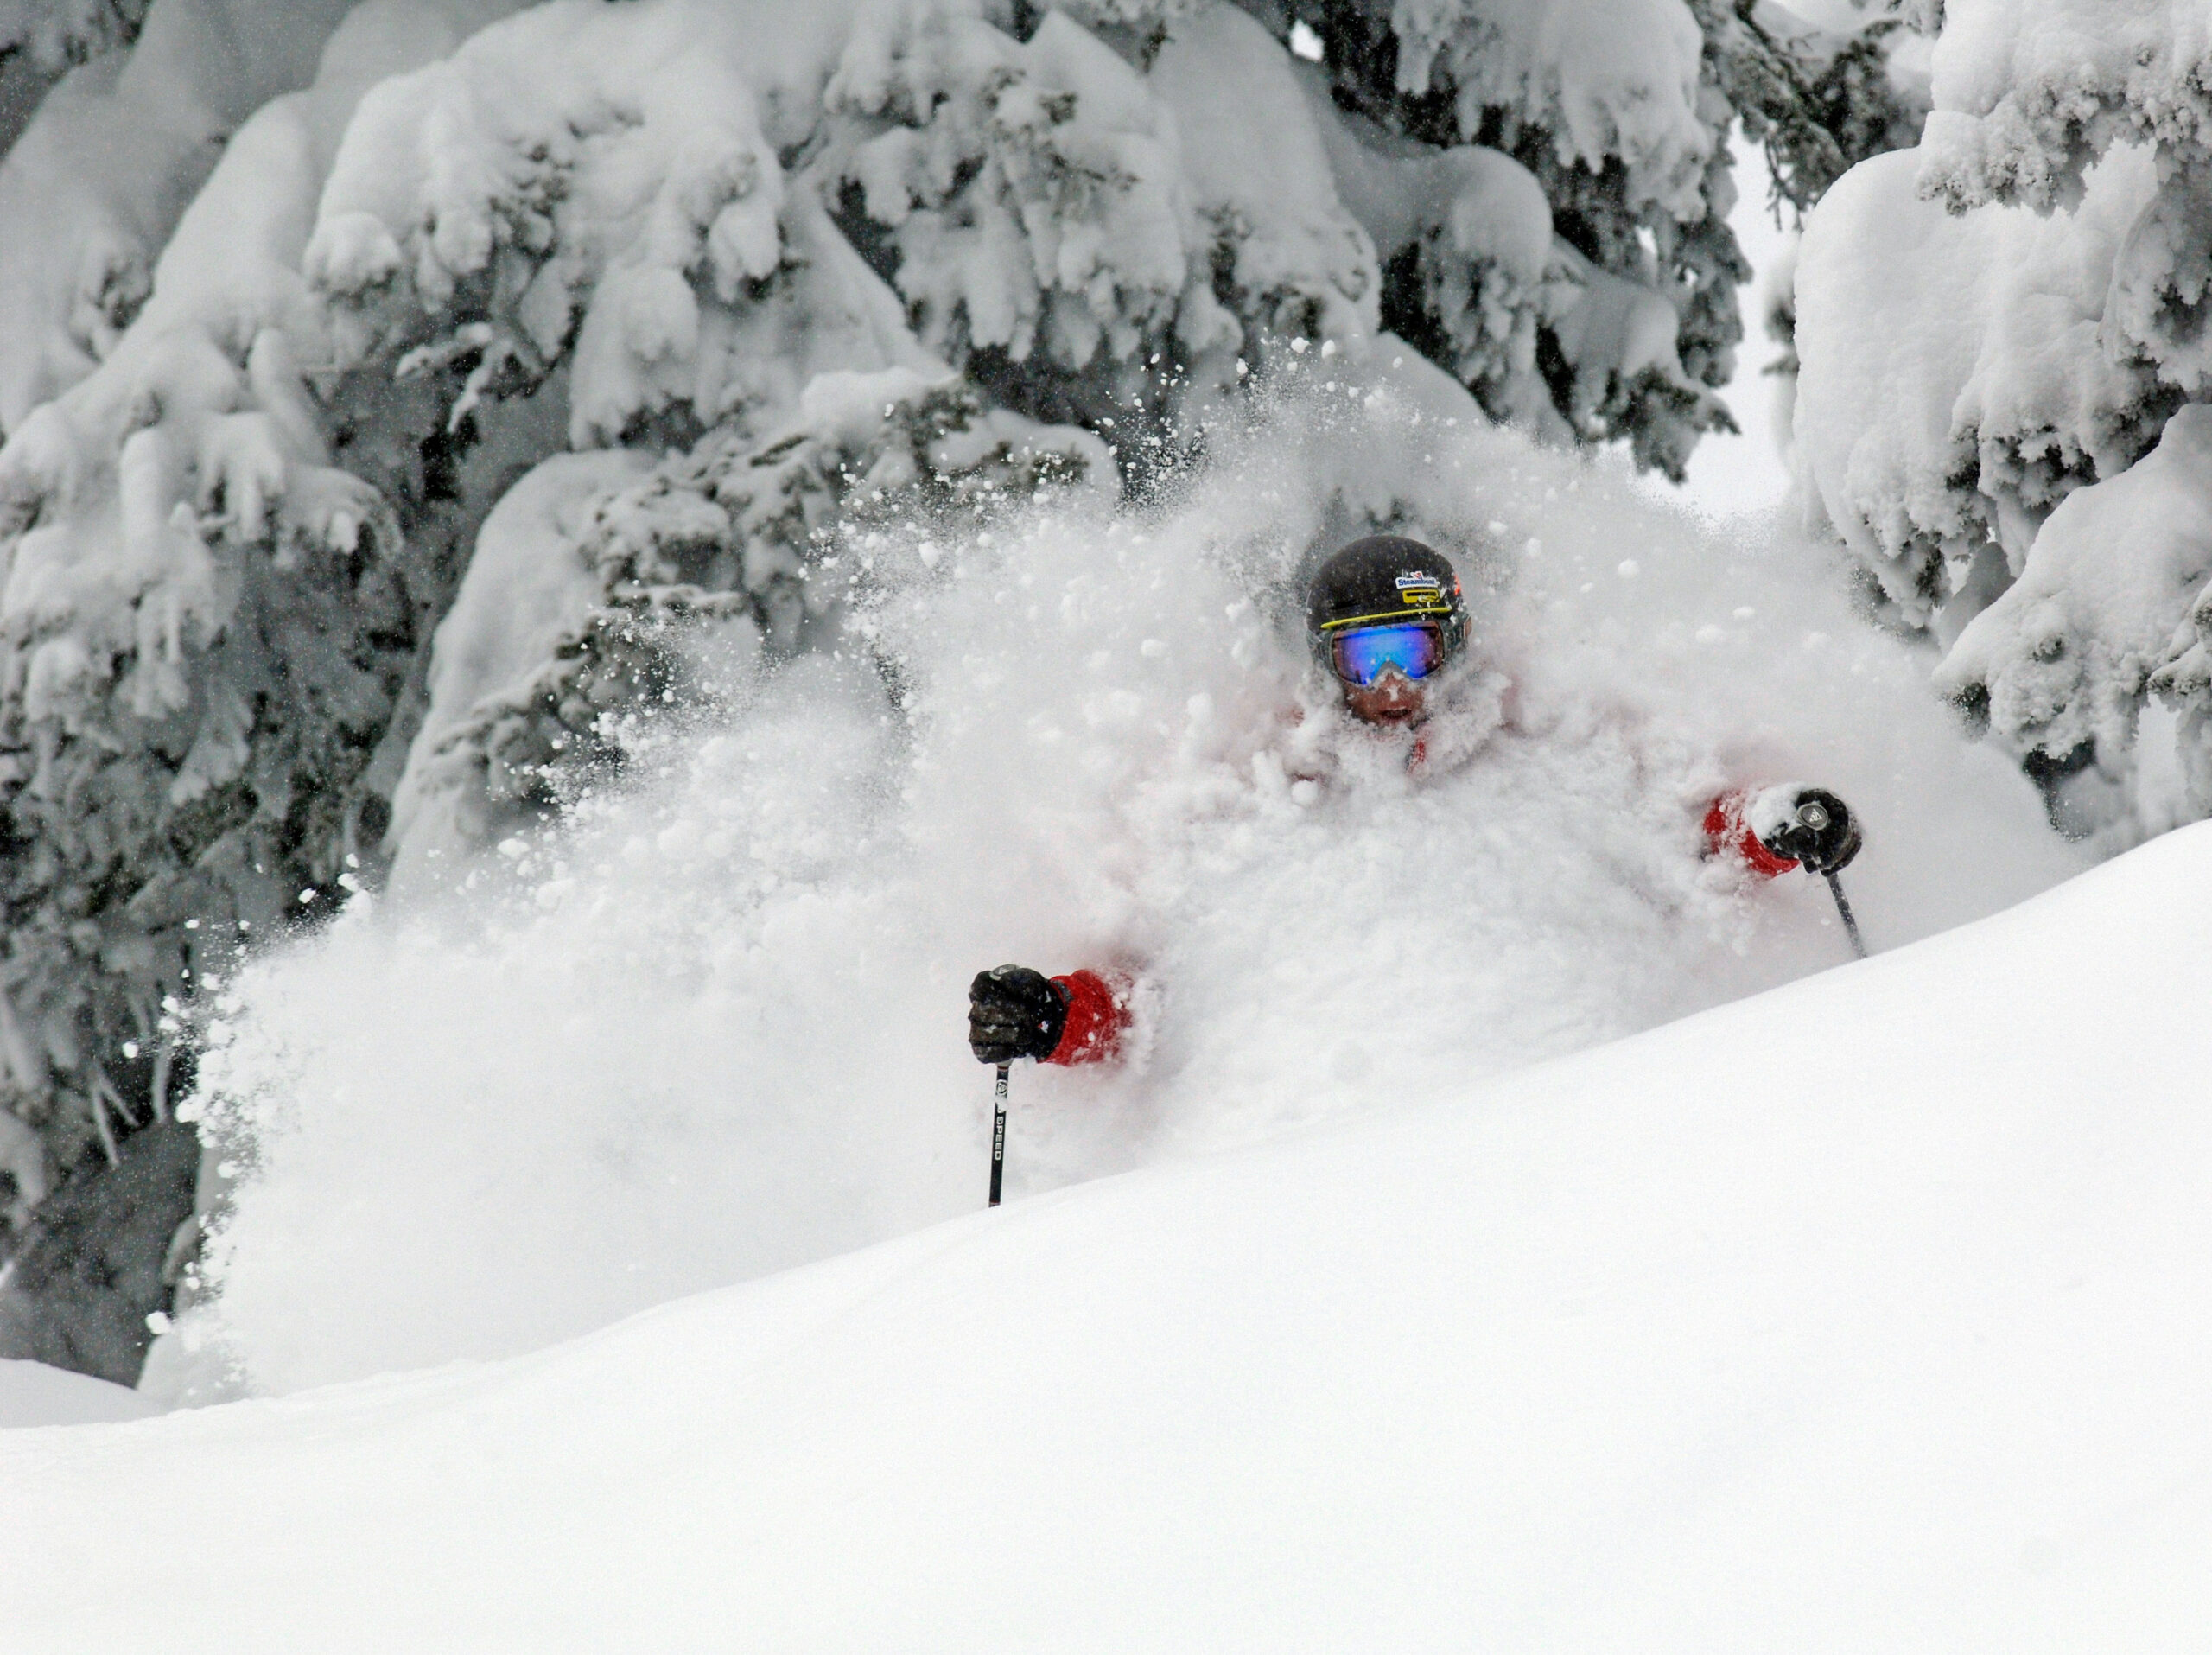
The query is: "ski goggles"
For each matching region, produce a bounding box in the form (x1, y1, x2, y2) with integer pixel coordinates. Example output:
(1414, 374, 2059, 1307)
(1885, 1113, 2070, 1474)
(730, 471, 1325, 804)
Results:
(1330, 622, 1448, 687)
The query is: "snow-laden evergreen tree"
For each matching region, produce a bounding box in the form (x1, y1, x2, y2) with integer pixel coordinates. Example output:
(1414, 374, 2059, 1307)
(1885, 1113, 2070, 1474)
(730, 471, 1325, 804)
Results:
(0, 0, 1904, 1209)
(1792, 0, 2212, 843)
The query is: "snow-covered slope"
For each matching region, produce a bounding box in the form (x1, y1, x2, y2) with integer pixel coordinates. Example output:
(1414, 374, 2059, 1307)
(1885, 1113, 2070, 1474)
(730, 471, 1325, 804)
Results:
(9, 822, 2211, 1652)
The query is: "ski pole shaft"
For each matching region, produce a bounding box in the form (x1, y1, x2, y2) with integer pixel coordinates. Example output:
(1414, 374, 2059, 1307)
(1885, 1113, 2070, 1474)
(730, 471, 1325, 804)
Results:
(988, 1063, 1009, 1207)
(1823, 871, 1867, 960)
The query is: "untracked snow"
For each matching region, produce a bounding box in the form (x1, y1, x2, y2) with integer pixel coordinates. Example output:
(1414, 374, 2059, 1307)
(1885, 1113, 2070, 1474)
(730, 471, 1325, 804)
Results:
(158, 377, 2081, 1399)
(7, 812, 2210, 1651)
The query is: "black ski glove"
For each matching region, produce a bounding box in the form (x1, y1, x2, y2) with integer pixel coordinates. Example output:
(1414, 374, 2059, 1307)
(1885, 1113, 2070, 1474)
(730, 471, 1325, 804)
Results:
(969, 965, 1069, 1065)
(1759, 788, 1862, 874)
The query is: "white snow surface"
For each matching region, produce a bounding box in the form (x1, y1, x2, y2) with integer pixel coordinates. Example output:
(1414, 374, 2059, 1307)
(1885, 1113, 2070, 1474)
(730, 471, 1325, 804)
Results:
(0, 1358, 156, 1427)
(11, 817, 2212, 1650)
(162, 366, 2080, 1400)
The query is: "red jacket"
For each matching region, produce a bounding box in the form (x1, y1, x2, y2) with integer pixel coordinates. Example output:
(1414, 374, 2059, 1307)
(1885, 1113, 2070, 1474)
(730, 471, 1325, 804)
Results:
(1703, 788, 1802, 879)
(1046, 791, 1793, 1067)
(1043, 970, 1131, 1066)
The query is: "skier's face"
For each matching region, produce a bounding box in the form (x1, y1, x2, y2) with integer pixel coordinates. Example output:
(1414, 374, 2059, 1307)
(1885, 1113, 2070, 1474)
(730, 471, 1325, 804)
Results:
(1342, 665, 1426, 727)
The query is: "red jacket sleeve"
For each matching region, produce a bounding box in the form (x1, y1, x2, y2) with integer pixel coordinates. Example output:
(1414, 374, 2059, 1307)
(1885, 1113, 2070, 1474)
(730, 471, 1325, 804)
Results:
(1704, 790, 1798, 880)
(1044, 970, 1131, 1066)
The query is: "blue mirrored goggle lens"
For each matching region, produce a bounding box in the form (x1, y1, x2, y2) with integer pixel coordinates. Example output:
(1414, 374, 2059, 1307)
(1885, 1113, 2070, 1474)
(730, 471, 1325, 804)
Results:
(1332, 624, 1444, 686)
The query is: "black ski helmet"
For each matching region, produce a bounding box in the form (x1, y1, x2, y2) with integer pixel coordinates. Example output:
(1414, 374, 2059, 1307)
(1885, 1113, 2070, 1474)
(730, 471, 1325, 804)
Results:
(1306, 535, 1468, 670)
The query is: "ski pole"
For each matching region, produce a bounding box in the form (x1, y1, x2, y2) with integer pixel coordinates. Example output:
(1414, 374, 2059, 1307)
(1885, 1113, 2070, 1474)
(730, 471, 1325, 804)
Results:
(988, 1062, 1010, 1207)
(1780, 792, 1867, 962)
(1822, 870, 1867, 960)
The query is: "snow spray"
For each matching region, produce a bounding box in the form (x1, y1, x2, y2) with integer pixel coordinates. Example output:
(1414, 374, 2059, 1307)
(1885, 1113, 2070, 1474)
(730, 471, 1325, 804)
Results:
(184, 389, 2085, 1396)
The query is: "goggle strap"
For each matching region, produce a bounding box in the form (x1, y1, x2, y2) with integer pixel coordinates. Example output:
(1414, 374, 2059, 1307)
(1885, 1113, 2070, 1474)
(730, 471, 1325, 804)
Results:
(1319, 607, 1452, 633)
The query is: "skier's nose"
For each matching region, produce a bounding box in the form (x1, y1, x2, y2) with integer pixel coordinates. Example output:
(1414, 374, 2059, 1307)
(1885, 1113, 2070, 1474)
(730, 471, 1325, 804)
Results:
(1373, 665, 1416, 697)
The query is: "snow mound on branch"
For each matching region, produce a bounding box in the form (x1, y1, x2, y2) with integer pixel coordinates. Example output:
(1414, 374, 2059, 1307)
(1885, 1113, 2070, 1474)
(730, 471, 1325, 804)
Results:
(0, 0, 538, 681)
(1794, 144, 2162, 633)
(1938, 404, 2212, 777)
(1392, 0, 1713, 220)
(1920, 0, 2212, 213)
(0, 53, 212, 430)
(310, 0, 834, 448)
(0, 0, 147, 72)
(170, 365, 2078, 1398)
(0, 0, 360, 431)
(827, 0, 1232, 377)
(12, 817, 2212, 1649)
(1295, 68, 1559, 428)
(1147, 3, 1378, 352)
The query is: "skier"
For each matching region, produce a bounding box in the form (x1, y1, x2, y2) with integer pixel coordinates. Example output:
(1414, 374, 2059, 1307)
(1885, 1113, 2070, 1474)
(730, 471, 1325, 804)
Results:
(966, 534, 1864, 1070)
